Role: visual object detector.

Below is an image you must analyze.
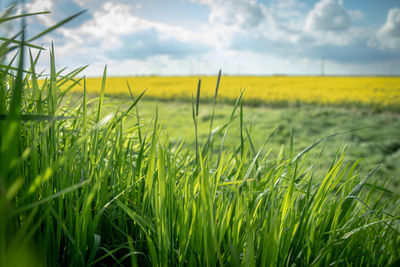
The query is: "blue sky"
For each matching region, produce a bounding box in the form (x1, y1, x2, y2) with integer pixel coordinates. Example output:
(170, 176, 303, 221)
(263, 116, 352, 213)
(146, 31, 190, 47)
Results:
(2, 0, 400, 76)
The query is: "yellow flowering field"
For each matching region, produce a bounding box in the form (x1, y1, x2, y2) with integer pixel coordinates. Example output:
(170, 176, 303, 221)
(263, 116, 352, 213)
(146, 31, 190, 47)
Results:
(60, 76, 400, 109)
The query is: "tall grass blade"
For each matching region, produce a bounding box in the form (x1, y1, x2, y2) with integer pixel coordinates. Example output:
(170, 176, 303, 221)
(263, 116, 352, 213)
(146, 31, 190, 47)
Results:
(217, 89, 244, 167)
(207, 69, 222, 148)
(0, 11, 50, 24)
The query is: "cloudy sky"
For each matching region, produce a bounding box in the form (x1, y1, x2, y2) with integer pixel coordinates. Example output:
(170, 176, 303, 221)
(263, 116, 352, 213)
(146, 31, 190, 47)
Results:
(3, 0, 400, 76)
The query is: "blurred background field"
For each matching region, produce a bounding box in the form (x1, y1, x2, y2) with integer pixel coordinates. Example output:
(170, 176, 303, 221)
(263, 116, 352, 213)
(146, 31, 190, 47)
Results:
(51, 75, 400, 111)
(97, 94, 400, 190)
(54, 74, 400, 188)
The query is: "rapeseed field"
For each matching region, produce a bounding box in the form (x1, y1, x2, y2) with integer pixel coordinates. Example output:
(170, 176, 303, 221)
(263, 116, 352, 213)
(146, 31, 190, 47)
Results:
(57, 75, 400, 109)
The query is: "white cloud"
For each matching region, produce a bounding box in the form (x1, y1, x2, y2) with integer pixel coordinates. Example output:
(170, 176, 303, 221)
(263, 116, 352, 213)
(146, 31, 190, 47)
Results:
(227, 0, 365, 49)
(27, 0, 398, 76)
(189, 0, 299, 47)
(193, 0, 266, 29)
(26, 0, 52, 12)
(47, 0, 213, 68)
(377, 8, 400, 49)
(82, 2, 150, 38)
(378, 8, 400, 38)
(370, 8, 400, 50)
(73, 0, 95, 7)
(304, 0, 351, 32)
(58, 2, 169, 47)
(26, 0, 53, 26)
(348, 10, 364, 21)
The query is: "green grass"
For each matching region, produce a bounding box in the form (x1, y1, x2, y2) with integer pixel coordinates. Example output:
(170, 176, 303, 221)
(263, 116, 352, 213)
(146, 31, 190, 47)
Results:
(100, 98, 400, 190)
(0, 6, 400, 267)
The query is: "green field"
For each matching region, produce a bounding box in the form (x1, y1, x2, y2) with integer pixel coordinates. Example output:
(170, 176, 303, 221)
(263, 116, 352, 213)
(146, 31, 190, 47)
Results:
(104, 97, 400, 188)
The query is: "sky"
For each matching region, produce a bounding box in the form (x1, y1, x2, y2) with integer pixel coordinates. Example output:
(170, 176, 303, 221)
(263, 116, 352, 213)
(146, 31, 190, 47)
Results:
(2, 0, 400, 76)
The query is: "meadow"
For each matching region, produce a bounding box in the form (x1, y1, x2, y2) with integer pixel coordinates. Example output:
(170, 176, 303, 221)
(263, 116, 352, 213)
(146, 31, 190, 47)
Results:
(1, 7, 400, 267)
(105, 98, 400, 189)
